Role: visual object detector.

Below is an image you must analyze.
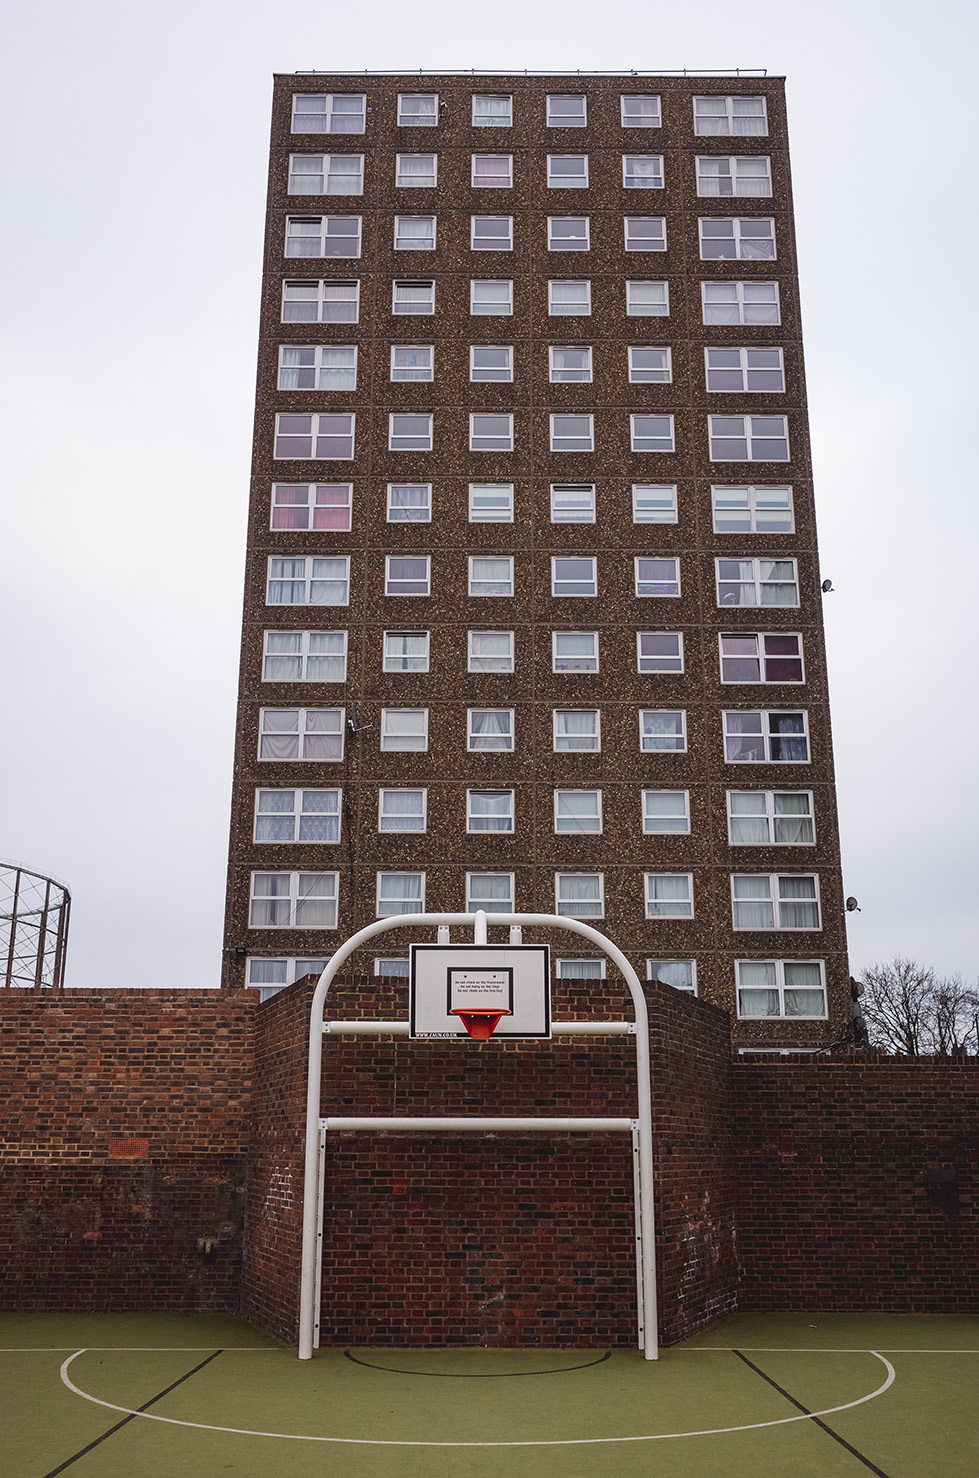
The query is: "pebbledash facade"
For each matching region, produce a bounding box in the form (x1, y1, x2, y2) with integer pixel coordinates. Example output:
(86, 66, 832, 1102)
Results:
(222, 71, 851, 1051)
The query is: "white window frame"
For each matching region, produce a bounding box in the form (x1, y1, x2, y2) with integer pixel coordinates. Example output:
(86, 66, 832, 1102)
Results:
(247, 956, 331, 996)
(249, 871, 339, 929)
(620, 95, 662, 128)
(555, 873, 604, 919)
(380, 709, 429, 752)
(390, 344, 434, 382)
(388, 413, 434, 452)
(281, 280, 360, 324)
(546, 154, 589, 188)
(626, 280, 669, 317)
(288, 153, 364, 196)
(253, 788, 342, 844)
(628, 346, 672, 384)
(715, 557, 799, 608)
(382, 629, 430, 672)
(552, 556, 597, 597)
(630, 414, 675, 453)
(277, 345, 358, 392)
(466, 789, 515, 834)
(709, 415, 789, 462)
(736, 959, 828, 1020)
(398, 94, 438, 127)
(546, 95, 587, 127)
(639, 710, 687, 752)
(467, 709, 515, 752)
(262, 631, 348, 683)
(376, 872, 426, 917)
(285, 215, 363, 259)
(470, 279, 514, 316)
(470, 346, 514, 383)
(624, 216, 667, 251)
(466, 873, 515, 914)
(548, 280, 591, 316)
(556, 957, 607, 979)
(705, 347, 785, 393)
(394, 214, 436, 251)
(468, 556, 514, 597)
(552, 631, 599, 673)
(472, 154, 513, 187)
(636, 632, 684, 674)
(548, 216, 590, 250)
(731, 874, 822, 931)
(266, 555, 350, 607)
(469, 414, 515, 453)
(270, 482, 353, 532)
(635, 557, 680, 598)
(468, 630, 515, 673)
(644, 873, 694, 919)
(395, 154, 438, 187)
(378, 789, 428, 833)
(698, 216, 776, 261)
(549, 346, 593, 383)
(550, 414, 594, 453)
(291, 94, 367, 135)
(473, 94, 512, 128)
(712, 485, 794, 534)
(550, 484, 596, 522)
(646, 960, 697, 994)
(702, 281, 781, 325)
(384, 555, 431, 596)
(386, 482, 432, 522)
(719, 632, 805, 684)
(554, 789, 603, 834)
(469, 483, 514, 522)
(552, 709, 601, 752)
(722, 710, 811, 764)
(693, 96, 769, 137)
(632, 484, 677, 524)
(727, 790, 815, 846)
(392, 279, 435, 315)
(695, 155, 772, 197)
(471, 215, 513, 250)
(374, 957, 410, 977)
(641, 790, 690, 835)
(258, 708, 344, 762)
(622, 155, 664, 189)
(274, 413, 355, 460)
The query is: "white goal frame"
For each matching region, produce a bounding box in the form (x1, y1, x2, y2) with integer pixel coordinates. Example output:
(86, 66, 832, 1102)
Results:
(298, 910, 658, 1360)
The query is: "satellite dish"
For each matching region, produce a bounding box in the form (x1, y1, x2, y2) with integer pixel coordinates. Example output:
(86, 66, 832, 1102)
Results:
(845, 896, 861, 913)
(821, 579, 834, 593)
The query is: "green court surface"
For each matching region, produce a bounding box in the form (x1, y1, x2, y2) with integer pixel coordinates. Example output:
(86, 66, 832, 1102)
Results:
(2, 1312, 977, 1477)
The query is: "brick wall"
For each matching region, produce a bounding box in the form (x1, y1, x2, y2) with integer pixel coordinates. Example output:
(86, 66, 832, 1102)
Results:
(0, 992, 254, 1311)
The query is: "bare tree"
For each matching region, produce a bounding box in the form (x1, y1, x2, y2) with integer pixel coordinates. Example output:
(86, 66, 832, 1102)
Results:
(859, 957, 979, 1055)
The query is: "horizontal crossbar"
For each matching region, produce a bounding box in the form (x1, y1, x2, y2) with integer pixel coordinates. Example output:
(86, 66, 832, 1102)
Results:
(323, 1020, 635, 1035)
(322, 1116, 635, 1133)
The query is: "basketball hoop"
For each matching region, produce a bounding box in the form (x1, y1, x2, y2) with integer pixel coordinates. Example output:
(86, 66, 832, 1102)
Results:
(450, 1007, 510, 1039)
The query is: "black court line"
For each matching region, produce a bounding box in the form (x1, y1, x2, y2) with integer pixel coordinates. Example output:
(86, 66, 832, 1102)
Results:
(42, 1349, 224, 1477)
(732, 1349, 891, 1477)
(344, 1348, 612, 1377)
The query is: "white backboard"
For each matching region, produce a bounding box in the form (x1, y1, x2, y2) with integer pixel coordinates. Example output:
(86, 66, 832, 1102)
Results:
(410, 944, 551, 1039)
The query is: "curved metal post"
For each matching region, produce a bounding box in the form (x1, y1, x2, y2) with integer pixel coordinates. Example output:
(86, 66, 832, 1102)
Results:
(298, 912, 657, 1360)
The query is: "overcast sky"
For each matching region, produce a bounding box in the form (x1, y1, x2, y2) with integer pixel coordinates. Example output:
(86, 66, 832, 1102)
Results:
(1, 0, 975, 989)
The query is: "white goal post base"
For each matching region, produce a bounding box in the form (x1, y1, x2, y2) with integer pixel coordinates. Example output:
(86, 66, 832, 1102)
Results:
(298, 911, 658, 1361)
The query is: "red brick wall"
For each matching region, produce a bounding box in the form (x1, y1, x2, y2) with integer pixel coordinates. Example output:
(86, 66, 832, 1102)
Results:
(0, 992, 254, 1311)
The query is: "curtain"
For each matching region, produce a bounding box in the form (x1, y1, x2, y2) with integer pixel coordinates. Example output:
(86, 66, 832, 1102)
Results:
(644, 793, 687, 831)
(470, 711, 512, 747)
(290, 156, 324, 193)
(555, 711, 596, 737)
(279, 347, 316, 389)
(398, 154, 436, 183)
(298, 792, 339, 843)
(734, 157, 770, 195)
(559, 959, 603, 979)
(773, 794, 812, 844)
(473, 96, 508, 124)
(294, 874, 337, 927)
(783, 963, 824, 1017)
(759, 560, 797, 606)
(322, 284, 358, 322)
(728, 793, 769, 844)
(469, 875, 512, 911)
(319, 348, 356, 389)
(303, 710, 342, 760)
(778, 877, 819, 929)
(397, 217, 434, 247)
(395, 284, 434, 310)
(732, 876, 774, 928)
(625, 156, 662, 186)
(309, 557, 348, 605)
(648, 961, 693, 990)
(471, 558, 511, 593)
(325, 156, 363, 194)
(264, 633, 303, 681)
(697, 157, 730, 195)
(470, 793, 512, 831)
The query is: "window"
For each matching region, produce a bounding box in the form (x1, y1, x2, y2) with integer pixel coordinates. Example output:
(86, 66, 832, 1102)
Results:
(254, 788, 341, 843)
(470, 415, 514, 452)
(259, 709, 344, 761)
(728, 791, 814, 845)
(620, 95, 662, 128)
(292, 93, 366, 134)
(467, 873, 514, 913)
(555, 790, 602, 833)
(548, 216, 590, 250)
(552, 556, 597, 596)
(547, 155, 588, 188)
(628, 347, 671, 383)
(285, 215, 362, 258)
(266, 556, 350, 606)
(633, 485, 677, 523)
(373, 958, 410, 980)
(385, 556, 430, 596)
(556, 873, 604, 918)
(271, 483, 352, 531)
(647, 960, 696, 994)
(278, 345, 357, 391)
(547, 95, 587, 127)
(468, 710, 514, 751)
(639, 710, 686, 751)
(720, 633, 804, 683)
(379, 789, 427, 833)
(550, 415, 594, 453)
(706, 348, 785, 393)
(645, 874, 693, 918)
(394, 215, 436, 250)
(470, 346, 513, 382)
(472, 215, 513, 250)
(249, 872, 338, 928)
(274, 413, 354, 460)
(626, 280, 669, 317)
(398, 94, 438, 126)
(247, 956, 329, 998)
(393, 279, 435, 315)
(699, 217, 775, 260)
(469, 483, 514, 521)
(472, 154, 513, 187)
(390, 345, 434, 383)
(549, 280, 591, 316)
(696, 156, 772, 197)
(469, 556, 514, 596)
(553, 709, 600, 751)
(553, 631, 599, 672)
(383, 630, 430, 672)
(288, 154, 364, 195)
(736, 960, 827, 1018)
(723, 710, 810, 763)
(468, 631, 514, 672)
(732, 874, 821, 930)
(694, 96, 768, 136)
(635, 557, 680, 597)
(716, 558, 798, 607)
(557, 957, 606, 979)
(282, 280, 360, 323)
(637, 632, 683, 673)
(709, 416, 788, 461)
(380, 709, 428, 751)
(624, 216, 666, 251)
(623, 155, 664, 189)
(702, 281, 780, 325)
(631, 415, 675, 453)
(551, 484, 595, 522)
(263, 631, 347, 683)
(389, 413, 434, 451)
(468, 790, 515, 833)
(712, 485, 794, 534)
(549, 347, 592, 383)
(642, 791, 690, 834)
(387, 483, 432, 522)
(471, 279, 513, 315)
(377, 872, 425, 917)
(396, 154, 437, 187)
(473, 94, 512, 127)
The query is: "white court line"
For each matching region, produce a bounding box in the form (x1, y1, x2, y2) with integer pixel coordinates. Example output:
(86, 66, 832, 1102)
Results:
(678, 1347, 979, 1354)
(59, 1348, 896, 1447)
(0, 1347, 281, 1353)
